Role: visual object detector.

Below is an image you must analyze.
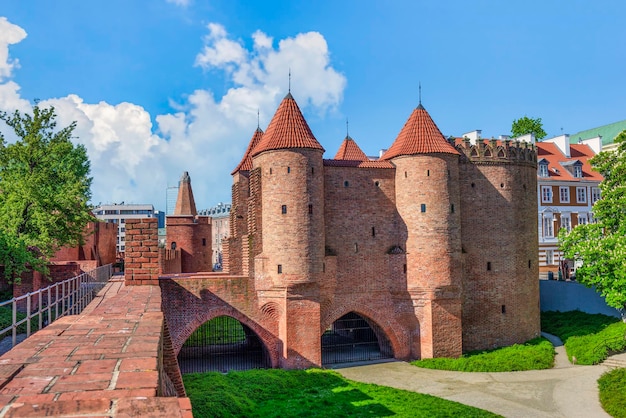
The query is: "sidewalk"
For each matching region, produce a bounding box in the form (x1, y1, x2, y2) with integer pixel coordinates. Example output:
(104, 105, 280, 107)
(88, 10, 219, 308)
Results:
(337, 360, 611, 418)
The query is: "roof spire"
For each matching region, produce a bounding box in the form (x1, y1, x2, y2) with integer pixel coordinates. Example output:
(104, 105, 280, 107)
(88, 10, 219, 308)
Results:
(257, 109, 260, 129)
(346, 118, 349, 138)
(419, 81, 422, 105)
(288, 68, 291, 93)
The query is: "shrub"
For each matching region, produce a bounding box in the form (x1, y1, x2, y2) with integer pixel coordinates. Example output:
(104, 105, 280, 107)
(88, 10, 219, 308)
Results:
(598, 368, 626, 418)
(411, 337, 554, 372)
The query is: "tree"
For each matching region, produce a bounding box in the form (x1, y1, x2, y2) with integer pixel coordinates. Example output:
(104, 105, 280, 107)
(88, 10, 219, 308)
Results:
(559, 129, 626, 316)
(0, 105, 93, 282)
(511, 116, 547, 140)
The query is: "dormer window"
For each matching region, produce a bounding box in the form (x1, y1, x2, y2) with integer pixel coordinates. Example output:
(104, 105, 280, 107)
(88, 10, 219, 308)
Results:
(574, 165, 583, 178)
(538, 160, 549, 177)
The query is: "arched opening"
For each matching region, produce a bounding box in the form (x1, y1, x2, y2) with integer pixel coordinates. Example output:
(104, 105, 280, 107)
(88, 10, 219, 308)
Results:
(321, 312, 393, 365)
(177, 315, 270, 374)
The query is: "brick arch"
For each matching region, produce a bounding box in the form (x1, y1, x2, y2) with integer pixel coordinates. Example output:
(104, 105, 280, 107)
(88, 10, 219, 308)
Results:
(321, 304, 411, 360)
(170, 306, 280, 368)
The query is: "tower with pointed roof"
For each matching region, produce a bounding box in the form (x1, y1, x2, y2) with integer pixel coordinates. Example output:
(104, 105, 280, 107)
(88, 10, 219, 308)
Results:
(381, 103, 463, 358)
(166, 171, 212, 273)
(251, 92, 326, 367)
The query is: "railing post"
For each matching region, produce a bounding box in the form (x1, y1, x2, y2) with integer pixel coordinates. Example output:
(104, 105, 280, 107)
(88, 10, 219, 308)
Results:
(26, 294, 31, 337)
(38, 291, 43, 331)
(12, 299, 16, 348)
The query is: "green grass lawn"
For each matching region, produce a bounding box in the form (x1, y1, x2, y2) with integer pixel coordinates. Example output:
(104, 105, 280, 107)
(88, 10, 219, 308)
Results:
(541, 310, 626, 365)
(598, 368, 626, 418)
(183, 368, 501, 418)
(411, 337, 554, 372)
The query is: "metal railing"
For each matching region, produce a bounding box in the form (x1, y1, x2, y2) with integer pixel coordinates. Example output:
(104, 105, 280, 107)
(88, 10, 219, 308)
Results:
(0, 264, 113, 351)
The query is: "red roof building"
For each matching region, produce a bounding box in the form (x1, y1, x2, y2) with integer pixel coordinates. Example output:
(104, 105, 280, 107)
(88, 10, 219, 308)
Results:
(536, 136, 603, 277)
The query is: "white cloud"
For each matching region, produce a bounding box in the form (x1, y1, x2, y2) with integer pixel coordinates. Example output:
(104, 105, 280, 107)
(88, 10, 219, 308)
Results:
(0, 17, 346, 209)
(0, 17, 27, 82)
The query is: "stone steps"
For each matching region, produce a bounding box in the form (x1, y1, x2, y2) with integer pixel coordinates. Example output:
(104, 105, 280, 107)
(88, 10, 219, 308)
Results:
(603, 358, 626, 369)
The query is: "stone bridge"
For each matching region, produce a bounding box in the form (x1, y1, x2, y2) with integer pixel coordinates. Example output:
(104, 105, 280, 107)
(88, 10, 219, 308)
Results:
(0, 277, 192, 417)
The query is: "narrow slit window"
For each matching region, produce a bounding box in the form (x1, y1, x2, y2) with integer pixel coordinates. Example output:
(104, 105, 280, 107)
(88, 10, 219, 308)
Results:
(287, 166, 291, 173)
(202, 238, 206, 246)
(354, 243, 358, 253)
(281, 205, 287, 214)
(371, 227, 376, 237)
(528, 260, 531, 268)
(403, 264, 407, 274)
(421, 204, 426, 213)
(277, 264, 282, 274)
(427, 169, 430, 176)
(344, 180, 349, 187)
(308, 204, 313, 214)
(269, 168, 272, 174)
(450, 204, 455, 213)
(487, 262, 492, 271)
(501, 305, 506, 314)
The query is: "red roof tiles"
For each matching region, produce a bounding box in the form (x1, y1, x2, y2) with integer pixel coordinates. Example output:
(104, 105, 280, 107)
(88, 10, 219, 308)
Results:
(334, 136, 368, 161)
(323, 159, 394, 168)
(536, 142, 603, 182)
(382, 104, 458, 159)
(252, 93, 324, 156)
(231, 127, 263, 174)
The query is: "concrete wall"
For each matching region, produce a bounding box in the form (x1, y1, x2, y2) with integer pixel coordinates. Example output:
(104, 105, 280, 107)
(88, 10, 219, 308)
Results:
(540, 280, 622, 318)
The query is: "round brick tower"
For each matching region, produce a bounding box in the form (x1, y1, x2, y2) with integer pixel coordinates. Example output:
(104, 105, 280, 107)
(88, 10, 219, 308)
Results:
(382, 103, 463, 359)
(251, 93, 325, 285)
(457, 139, 540, 350)
(251, 92, 325, 367)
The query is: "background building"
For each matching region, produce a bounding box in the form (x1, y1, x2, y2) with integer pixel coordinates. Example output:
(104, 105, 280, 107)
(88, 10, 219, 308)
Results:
(93, 203, 163, 255)
(166, 185, 179, 215)
(199, 202, 231, 268)
(536, 135, 603, 278)
(569, 119, 626, 152)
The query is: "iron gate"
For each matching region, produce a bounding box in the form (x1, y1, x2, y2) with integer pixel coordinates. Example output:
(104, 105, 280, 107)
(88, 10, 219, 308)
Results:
(177, 315, 270, 374)
(322, 312, 393, 365)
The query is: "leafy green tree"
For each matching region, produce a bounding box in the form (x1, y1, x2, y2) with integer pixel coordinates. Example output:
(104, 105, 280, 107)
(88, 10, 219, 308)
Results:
(0, 105, 93, 282)
(559, 129, 626, 316)
(511, 116, 547, 140)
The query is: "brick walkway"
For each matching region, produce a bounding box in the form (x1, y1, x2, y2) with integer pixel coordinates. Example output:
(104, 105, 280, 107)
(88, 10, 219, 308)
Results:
(0, 277, 192, 417)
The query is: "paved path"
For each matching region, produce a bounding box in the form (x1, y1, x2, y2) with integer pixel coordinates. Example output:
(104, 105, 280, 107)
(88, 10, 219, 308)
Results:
(336, 343, 613, 418)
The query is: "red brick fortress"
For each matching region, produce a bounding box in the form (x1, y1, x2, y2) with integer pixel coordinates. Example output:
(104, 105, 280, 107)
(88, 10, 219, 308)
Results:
(159, 93, 540, 368)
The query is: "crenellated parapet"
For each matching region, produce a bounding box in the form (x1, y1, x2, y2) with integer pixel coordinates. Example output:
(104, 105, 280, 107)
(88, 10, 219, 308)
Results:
(453, 137, 537, 167)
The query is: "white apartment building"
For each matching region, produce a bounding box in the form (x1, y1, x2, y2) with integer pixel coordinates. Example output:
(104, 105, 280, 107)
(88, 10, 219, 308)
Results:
(93, 203, 162, 254)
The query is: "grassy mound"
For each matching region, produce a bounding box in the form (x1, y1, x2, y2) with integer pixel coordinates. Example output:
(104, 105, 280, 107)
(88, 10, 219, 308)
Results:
(541, 310, 626, 365)
(183, 368, 501, 418)
(411, 337, 554, 372)
(598, 368, 626, 418)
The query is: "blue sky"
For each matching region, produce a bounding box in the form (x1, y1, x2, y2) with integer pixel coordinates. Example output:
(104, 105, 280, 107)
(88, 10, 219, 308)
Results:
(1, 1, 625, 211)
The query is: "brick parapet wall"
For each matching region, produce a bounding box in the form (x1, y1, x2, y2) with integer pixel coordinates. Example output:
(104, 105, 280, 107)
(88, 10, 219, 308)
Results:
(125, 218, 160, 285)
(159, 248, 181, 275)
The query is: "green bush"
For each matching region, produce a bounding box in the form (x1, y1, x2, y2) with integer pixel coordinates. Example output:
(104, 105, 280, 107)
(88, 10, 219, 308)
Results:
(541, 310, 626, 365)
(411, 337, 554, 372)
(598, 368, 626, 418)
(183, 368, 501, 418)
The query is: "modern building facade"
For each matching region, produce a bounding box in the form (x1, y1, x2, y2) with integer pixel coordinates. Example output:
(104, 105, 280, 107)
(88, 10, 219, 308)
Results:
(93, 203, 163, 255)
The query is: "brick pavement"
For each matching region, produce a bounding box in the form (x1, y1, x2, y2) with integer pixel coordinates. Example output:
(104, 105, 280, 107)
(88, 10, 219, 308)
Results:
(0, 277, 192, 417)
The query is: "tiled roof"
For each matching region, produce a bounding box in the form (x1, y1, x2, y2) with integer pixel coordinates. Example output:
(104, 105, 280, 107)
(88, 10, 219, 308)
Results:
(382, 104, 458, 159)
(536, 142, 603, 182)
(231, 127, 263, 174)
(252, 93, 324, 156)
(334, 136, 368, 161)
(323, 159, 394, 168)
(569, 119, 626, 147)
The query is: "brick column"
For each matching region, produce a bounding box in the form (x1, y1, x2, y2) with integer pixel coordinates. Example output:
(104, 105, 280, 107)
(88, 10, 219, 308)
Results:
(125, 218, 159, 285)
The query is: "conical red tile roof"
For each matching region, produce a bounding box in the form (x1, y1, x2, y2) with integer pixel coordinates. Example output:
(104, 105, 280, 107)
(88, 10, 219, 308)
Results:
(382, 104, 458, 159)
(252, 93, 324, 156)
(334, 136, 368, 161)
(231, 127, 264, 174)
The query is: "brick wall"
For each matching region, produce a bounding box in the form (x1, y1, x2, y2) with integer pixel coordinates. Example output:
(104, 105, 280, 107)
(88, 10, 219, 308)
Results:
(166, 215, 212, 273)
(125, 218, 160, 285)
